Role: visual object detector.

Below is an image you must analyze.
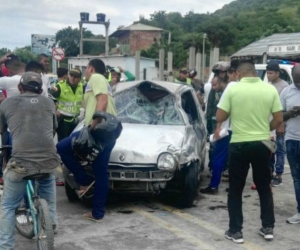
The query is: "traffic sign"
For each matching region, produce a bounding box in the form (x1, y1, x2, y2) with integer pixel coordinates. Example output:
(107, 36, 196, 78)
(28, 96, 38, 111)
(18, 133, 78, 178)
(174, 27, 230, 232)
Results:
(52, 47, 65, 61)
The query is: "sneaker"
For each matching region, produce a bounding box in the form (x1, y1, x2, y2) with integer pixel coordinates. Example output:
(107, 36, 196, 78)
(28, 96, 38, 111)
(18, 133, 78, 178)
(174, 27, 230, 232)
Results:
(225, 230, 244, 244)
(259, 227, 274, 240)
(200, 186, 218, 195)
(286, 213, 300, 224)
(271, 176, 282, 187)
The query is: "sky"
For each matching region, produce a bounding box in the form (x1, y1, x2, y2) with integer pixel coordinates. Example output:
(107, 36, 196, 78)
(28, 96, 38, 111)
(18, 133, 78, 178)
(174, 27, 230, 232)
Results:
(0, 0, 233, 50)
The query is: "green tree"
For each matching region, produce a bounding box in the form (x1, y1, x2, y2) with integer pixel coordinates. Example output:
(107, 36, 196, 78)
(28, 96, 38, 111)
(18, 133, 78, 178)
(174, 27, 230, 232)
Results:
(14, 46, 36, 63)
(0, 48, 12, 57)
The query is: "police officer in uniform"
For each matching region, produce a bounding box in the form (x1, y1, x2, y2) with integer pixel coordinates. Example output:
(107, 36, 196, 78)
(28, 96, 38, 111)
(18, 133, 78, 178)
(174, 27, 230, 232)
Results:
(49, 68, 84, 141)
(174, 67, 192, 85)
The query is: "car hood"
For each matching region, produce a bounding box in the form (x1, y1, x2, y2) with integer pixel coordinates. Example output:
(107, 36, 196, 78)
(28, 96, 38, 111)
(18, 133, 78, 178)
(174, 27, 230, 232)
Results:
(110, 124, 186, 164)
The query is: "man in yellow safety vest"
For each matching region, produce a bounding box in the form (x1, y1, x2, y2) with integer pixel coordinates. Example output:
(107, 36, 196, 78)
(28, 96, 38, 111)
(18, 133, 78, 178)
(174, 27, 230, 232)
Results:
(49, 68, 84, 141)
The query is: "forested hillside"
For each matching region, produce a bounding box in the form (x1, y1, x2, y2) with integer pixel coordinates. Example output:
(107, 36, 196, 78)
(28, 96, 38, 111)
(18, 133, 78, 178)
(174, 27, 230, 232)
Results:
(140, 0, 300, 67)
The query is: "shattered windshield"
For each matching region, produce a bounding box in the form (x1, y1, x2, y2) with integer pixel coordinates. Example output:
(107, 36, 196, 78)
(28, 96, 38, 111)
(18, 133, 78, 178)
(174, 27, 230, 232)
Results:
(115, 87, 184, 125)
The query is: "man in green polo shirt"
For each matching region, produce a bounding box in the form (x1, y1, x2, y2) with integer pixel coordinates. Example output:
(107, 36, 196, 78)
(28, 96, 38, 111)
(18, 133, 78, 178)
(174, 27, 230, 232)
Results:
(216, 61, 283, 244)
(56, 59, 117, 222)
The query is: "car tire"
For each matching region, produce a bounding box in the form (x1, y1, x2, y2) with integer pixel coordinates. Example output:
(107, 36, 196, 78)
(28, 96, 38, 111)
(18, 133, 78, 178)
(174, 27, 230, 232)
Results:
(65, 181, 79, 202)
(178, 161, 198, 208)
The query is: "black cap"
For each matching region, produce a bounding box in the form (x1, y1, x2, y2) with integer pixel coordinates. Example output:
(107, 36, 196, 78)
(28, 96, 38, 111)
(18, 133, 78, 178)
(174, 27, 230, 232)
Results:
(20, 71, 43, 90)
(266, 61, 280, 72)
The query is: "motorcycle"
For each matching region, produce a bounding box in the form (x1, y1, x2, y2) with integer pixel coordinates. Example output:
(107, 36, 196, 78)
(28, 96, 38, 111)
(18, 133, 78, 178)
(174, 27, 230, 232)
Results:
(62, 111, 122, 202)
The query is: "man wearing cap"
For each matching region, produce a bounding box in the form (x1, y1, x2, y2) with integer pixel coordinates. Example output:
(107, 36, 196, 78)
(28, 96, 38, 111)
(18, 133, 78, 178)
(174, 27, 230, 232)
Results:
(175, 68, 192, 85)
(49, 68, 84, 141)
(0, 72, 60, 249)
(108, 66, 135, 95)
(266, 61, 289, 187)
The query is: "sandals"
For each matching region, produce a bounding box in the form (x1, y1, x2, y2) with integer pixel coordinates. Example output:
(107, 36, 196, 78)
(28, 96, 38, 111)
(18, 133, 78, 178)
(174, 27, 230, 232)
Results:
(82, 212, 103, 223)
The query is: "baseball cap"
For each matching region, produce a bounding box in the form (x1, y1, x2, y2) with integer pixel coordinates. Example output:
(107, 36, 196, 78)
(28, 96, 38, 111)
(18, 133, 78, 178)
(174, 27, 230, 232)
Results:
(180, 67, 188, 74)
(110, 67, 121, 74)
(189, 69, 197, 78)
(212, 61, 230, 73)
(20, 71, 42, 90)
(266, 61, 280, 72)
(69, 68, 82, 78)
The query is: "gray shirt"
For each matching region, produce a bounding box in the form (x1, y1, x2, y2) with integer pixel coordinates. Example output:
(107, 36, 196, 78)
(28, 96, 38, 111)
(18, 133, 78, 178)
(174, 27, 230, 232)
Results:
(0, 93, 60, 174)
(280, 84, 300, 141)
(271, 79, 289, 94)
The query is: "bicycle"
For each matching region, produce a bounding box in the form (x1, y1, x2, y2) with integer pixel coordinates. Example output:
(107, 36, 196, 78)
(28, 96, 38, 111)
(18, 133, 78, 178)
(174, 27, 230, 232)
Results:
(0, 145, 54, 250)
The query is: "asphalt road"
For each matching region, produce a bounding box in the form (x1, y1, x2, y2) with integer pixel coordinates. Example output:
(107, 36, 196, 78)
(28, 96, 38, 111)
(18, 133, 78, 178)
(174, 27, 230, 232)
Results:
(1, 163, 299, 250)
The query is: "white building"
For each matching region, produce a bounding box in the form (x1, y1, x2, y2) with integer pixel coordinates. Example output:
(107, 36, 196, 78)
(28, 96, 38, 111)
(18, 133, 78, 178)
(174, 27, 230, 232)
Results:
(68, 55, 158, 81)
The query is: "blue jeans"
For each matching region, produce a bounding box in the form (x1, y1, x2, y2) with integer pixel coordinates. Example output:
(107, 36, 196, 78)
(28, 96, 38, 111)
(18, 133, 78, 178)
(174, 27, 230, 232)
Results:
(0, 172, 56, 250)
(210, 132, 232, 188)
(286, 140, 300, 213)
(270, 134, 285, 175)
(56, 131, 115, 219)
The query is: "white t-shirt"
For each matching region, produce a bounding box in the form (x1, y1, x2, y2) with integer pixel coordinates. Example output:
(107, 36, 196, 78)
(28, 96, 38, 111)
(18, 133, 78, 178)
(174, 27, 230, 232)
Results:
(219, 81, 237, 131)
(204, 82, 212, 103)
(41, 73, 49, 97)
(0, 74, 49, 98)
(0, 75, 22, 98)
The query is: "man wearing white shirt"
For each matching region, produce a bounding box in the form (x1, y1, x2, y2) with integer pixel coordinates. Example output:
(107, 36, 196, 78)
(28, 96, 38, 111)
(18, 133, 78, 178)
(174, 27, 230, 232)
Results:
(0, 55, 24, 98)
(38, 53, 50, 96)
(200, 62, 239, 194)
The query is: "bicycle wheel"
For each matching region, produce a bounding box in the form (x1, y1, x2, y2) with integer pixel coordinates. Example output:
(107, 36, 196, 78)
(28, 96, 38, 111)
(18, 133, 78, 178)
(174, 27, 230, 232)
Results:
(36, 199, 54, 250)
(15, 197, 34, 239)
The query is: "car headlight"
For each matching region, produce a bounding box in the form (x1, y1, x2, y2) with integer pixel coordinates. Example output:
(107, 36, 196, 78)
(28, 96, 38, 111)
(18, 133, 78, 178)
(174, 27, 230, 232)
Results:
(157, 153, 176, 170)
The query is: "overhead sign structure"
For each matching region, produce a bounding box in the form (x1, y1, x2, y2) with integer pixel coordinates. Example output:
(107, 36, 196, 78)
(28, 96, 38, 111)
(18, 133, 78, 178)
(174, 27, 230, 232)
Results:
(268, 44, 300, 54)
(31, 34, 56, 56)
(52, 48, 65, 61)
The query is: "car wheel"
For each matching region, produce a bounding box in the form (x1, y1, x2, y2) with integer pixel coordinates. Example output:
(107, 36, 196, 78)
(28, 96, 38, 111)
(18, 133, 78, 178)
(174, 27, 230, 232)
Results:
(65, 181, 79, 202)
(178, 161, 198, 208)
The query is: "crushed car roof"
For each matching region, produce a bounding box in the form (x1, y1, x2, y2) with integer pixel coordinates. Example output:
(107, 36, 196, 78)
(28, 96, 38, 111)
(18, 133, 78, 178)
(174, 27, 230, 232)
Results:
(114, 80, 193, 95)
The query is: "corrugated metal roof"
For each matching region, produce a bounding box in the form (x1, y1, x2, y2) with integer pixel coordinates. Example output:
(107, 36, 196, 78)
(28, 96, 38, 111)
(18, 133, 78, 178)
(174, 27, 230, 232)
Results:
(232, 33, 300, 58)
(110, 23, 163, 37)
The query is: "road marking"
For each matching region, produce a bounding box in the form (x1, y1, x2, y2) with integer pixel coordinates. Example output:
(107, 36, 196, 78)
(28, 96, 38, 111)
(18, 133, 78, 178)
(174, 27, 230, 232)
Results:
(153, 203, 264, 250)
(131, 206, 216, 250)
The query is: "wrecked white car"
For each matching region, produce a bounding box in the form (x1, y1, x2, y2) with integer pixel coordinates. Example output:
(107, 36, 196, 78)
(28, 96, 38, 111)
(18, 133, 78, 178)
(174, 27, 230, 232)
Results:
(109, 80, 207, 207)
(63, 80, 207, 208)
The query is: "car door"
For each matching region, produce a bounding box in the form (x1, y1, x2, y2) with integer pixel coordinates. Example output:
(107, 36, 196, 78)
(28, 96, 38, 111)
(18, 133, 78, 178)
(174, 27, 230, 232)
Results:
(279, 67, 293, 85)
(181, 90, 206, 147)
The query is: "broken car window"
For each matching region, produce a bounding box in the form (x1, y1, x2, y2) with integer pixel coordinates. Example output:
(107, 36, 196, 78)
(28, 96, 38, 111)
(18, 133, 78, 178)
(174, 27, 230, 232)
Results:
(115, 87, 184, 125)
